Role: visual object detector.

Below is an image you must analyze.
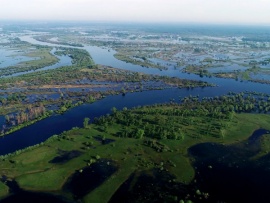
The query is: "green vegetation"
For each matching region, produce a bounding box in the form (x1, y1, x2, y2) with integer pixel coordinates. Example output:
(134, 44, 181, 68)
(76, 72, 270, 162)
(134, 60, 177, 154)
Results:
(34, 35, 84, 47)
(0, 45, 211, 136)
(0, 93, 270, 202)
(95, 92, 270, 140)
(0, 35, 214, 140)
(0, 52, 211, 117)
(215, 66, 270, 84)
(54, 47, 94, 66)
(0, 46, 59, 77)
(114, 52, 166, 70)
(0, 182, 9, 199)
(1, 110, 52, 136)
(2, 28, 270, 202)
(184, 64, 212, 78)
(0, 63, 210, 113)
(256, 133, 270, 158)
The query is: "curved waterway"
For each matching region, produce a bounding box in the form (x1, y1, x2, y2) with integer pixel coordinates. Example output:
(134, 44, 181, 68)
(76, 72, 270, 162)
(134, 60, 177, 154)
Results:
(20, 35, 270, 94)
(0, 88, 217, 155)
(0, 36, 267, 155)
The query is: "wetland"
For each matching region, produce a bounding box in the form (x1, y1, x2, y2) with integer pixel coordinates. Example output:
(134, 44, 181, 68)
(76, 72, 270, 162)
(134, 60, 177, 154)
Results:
(0, 22, 270, 202)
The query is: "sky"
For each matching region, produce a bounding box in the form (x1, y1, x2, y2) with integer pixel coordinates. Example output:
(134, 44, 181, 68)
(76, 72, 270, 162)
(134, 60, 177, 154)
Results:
(0, 0, 270, 25)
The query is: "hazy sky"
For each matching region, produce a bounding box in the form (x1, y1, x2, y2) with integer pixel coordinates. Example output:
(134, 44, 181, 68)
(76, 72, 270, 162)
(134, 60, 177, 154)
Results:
(1, 0, 270, 25)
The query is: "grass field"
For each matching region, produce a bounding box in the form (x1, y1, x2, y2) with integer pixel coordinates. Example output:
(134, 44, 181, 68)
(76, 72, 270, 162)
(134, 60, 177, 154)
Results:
(22, 47, 59, 68)
(0, 182, 8, 198)
(0, 104, 269, 202)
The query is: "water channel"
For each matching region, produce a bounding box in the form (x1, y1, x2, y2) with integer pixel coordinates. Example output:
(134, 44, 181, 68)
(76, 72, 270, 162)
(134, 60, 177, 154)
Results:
(0, 35, 269, 155)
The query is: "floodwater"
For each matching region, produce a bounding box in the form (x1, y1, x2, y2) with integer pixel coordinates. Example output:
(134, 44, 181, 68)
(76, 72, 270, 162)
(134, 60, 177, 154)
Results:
(0, 32, 268, 203)
(0, 48, 37, 68)
(5, 48, 72, 77)
(0, 35, 269, 155)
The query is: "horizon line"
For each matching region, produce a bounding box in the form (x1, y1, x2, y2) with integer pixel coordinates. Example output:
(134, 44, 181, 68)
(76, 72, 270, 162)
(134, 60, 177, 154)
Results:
(0, 19, 270, 27)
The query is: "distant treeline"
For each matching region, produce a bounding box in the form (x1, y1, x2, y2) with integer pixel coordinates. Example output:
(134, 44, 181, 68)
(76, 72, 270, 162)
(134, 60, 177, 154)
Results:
(243, 37, 270, 42)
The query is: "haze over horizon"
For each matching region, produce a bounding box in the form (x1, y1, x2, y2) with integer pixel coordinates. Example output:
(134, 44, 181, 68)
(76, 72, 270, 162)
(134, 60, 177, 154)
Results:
(1, 0, 270, 25)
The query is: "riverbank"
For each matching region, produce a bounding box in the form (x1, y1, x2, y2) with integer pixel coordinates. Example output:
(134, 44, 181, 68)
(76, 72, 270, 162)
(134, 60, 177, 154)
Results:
(0, 111, 52, 137)
(0, 96, 270, 202)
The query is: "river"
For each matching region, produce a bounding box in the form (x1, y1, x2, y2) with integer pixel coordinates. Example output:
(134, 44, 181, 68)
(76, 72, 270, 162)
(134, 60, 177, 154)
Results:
(0, 35, 268, 155)
(20, 35, 270, 94)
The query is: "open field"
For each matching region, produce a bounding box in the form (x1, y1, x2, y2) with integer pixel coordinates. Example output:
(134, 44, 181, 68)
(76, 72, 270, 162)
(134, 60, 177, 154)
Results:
(0, 94, 270, 202)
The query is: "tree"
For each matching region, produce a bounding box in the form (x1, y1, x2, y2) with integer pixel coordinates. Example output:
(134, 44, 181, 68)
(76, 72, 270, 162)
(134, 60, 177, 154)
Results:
(179, 130, 185, 140)
(111, 107, 117, 114)
(121, 87, 126, 96)
(5, 115, 10, 124)
(83, 117, 90, 129)
(135, 129, 144, 139)
(103, 122, 108, 132)
(220, 128, 226, 138)
(88, 96, 95, 103)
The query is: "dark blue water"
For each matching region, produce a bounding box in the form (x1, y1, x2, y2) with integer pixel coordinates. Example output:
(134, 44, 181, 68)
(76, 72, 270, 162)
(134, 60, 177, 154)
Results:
(20, 35, 270, 95)
(248, 129, 270, 145)
(0, 88, 212, 155)
(0, 35, 267, 155)
(188, 129, 270, 202)
(110, 126, 269, 203)
(1, 25, 267, 203)
(84, 45, 270, 94)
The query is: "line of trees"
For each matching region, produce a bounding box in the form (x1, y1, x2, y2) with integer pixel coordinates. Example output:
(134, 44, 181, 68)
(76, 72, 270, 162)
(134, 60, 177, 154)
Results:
(93, 92, 270, 140)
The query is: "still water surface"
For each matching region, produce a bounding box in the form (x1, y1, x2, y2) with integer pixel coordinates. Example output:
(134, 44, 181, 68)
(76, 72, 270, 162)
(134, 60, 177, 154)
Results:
(0, 36, 268, 155)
